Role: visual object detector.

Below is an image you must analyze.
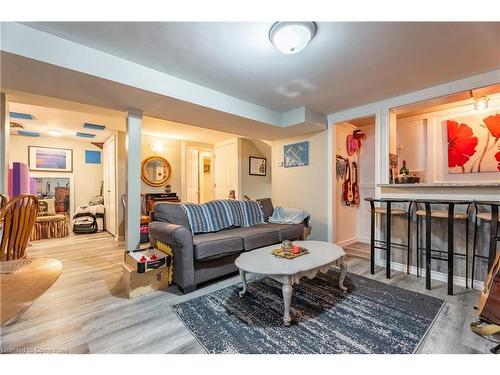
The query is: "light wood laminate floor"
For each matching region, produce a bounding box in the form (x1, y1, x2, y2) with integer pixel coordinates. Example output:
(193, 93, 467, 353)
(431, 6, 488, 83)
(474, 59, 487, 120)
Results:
(0, 232, 496, 354)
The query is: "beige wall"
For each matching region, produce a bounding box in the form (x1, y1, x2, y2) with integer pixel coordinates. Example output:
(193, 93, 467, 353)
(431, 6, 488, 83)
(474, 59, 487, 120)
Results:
(271, 131, 329, 241)
(140, 134, 181, 195)
(240, 138, 272, 200)
(9, 134, 103, 209)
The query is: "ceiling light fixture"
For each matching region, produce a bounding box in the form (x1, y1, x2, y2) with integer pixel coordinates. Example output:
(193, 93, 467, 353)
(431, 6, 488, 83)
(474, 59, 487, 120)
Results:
(473, 96, 490, 111)
(269, 22, 317, 54)
(469, 90, 490, 111)
(47, 130, 62, 137)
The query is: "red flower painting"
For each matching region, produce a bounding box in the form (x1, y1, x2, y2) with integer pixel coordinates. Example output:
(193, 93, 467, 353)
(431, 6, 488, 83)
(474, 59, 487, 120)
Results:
(447, 120, 478, 168)
(496, 151, 500, 172)
(484, 114, 500, 138)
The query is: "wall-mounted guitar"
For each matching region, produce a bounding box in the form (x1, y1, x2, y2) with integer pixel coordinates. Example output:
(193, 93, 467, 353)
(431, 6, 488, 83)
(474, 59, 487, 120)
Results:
(342, 160, 354, 206)
(351, 162, 360, 205)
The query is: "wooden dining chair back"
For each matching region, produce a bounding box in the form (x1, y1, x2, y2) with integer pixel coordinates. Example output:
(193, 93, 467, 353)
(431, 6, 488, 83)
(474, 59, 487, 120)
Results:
(0, 194, 39, 261)
(0, 194, 8, 211)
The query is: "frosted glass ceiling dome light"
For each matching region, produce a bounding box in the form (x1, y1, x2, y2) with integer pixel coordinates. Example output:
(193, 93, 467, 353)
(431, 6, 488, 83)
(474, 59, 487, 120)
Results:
(269, 22, 316, 54)
(47, 130, 62, 137)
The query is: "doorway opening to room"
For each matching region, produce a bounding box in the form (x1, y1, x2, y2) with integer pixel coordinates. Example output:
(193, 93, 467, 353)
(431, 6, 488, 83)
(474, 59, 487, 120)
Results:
(332, 115, 376, 259)
(6, 100, 121, 243)
(185, 146, 213, 204)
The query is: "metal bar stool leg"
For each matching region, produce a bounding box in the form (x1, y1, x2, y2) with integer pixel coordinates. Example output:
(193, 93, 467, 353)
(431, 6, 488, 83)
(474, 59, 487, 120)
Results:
(472, 209, 478, 289)
(370, 201, 375, 275)
(465, 208, 469, 289)
(425, 202, 432, 290)
(489, 205, 499, 272)
(447, 203, 455, 296)
(386, 201, 392, 279)
(407, 207, 411, 274)
(416, 212, 420, 278)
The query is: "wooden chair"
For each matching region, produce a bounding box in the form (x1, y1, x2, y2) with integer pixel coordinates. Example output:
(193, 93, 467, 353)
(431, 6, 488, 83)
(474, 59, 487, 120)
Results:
(0, 194, 8, 211)
(0, 194, 39, 261)
(120, 194, 150, 226)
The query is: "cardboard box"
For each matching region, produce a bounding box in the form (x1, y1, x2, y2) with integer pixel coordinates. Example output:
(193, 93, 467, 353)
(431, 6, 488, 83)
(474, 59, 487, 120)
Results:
(122, 263, 169, 299)
(124, 248, 169, 273)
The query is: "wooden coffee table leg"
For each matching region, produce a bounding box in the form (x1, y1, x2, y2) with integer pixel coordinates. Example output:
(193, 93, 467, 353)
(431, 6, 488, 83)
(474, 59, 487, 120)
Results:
(282, 281, 293, 326)
(238, 269, 248, 297)
(337, 257, 348, 293)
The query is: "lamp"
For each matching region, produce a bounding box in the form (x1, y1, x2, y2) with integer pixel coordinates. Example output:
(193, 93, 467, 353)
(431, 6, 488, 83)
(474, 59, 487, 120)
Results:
(473, 96, 490, 111)
(151, 142, 164, 153)
(269, 22, 316, 54)
(469, 90, 490, 111)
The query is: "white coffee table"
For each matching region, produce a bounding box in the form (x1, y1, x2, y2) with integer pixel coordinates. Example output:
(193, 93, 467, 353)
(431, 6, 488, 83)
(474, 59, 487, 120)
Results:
(234, 240, 347, 326)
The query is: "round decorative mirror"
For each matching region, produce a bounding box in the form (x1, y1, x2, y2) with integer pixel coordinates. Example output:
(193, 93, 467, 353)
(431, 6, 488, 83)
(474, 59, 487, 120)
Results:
(141, 156, 172, 187)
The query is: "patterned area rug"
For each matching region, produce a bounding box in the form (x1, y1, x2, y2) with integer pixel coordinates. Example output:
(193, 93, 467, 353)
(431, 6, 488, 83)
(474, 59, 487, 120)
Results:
(172, 270, 445, 354)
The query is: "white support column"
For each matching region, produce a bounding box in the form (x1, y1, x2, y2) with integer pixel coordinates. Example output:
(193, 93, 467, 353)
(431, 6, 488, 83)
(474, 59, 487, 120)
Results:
(125, 109, 142, 251)
(0, 93, 9, 195)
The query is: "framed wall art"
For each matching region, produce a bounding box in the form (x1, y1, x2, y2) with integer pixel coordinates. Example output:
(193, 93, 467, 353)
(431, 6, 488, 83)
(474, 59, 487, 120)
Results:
(446, 112, 500, 174)
(28, 146, 73, 172)
(284, 141, 309, 168)
(249, 156, 267, 176)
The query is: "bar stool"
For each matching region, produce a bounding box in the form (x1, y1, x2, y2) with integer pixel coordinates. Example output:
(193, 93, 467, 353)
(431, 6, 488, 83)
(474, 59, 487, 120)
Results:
(365, 198, 413, 279)
(472, 200, 500, 288)
(414, 199, 472, 295)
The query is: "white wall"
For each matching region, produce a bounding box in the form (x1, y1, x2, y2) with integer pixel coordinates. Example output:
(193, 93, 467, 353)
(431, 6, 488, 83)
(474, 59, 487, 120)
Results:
(272, 131, 329, 241)
(9, 134, 103, 210)
(396, 118, 427, 175)
(240, 138, 272, 200)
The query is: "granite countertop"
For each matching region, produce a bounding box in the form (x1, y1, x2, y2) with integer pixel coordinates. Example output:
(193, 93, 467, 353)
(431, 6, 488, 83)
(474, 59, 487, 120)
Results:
(378, 182, 500, 188)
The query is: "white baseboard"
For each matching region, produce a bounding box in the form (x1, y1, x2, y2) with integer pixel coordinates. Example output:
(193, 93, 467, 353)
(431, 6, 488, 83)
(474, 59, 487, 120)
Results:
(336, 238, 359, 247)
(375, 258, 484, 291)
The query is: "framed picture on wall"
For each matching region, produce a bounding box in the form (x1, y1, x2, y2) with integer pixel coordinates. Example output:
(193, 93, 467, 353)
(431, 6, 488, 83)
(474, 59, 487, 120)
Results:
(446, 112, 500, 174)
(28, 146, 73, 172)
(249, 156, 267, 176)
(284, 141, 309, 168)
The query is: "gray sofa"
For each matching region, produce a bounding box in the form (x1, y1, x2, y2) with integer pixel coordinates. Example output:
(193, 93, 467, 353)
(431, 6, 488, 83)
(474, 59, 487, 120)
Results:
(148, 199, 310, 293)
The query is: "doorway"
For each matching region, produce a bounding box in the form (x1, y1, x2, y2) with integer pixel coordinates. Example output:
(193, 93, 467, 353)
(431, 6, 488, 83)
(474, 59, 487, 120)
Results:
(185, 146, 213, 204)
(103, 134, 117, 236)
(333, 115, 376, 258)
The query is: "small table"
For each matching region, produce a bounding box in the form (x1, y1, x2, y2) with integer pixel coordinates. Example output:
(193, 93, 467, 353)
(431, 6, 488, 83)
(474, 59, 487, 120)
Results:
(30, 214, 69, 241)
(235, 240, 347, 326)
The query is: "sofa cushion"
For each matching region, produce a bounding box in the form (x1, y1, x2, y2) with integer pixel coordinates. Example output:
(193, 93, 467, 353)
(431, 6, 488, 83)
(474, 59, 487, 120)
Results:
(193, 231, 243, 261)
(227, 224, 281, 251)
(277, 223, 305, 241)
(256, 198, 274, 222)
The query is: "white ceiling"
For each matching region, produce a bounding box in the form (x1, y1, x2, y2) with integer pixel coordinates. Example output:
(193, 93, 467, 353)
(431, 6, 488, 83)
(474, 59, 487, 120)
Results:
(8, 98, 238, 144)
(9, 102, 116, 142)
(23, 22, 500, 114)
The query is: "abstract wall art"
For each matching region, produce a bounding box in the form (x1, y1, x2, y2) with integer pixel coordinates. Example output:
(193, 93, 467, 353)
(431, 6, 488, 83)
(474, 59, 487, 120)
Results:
(284, 141, 309, 168)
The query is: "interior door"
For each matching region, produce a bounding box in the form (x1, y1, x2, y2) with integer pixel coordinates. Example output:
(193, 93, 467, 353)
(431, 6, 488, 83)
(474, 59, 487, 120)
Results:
(103, 134, 117, 236)
(214, 139, 239, 199)
(186, 148, 199, 203)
